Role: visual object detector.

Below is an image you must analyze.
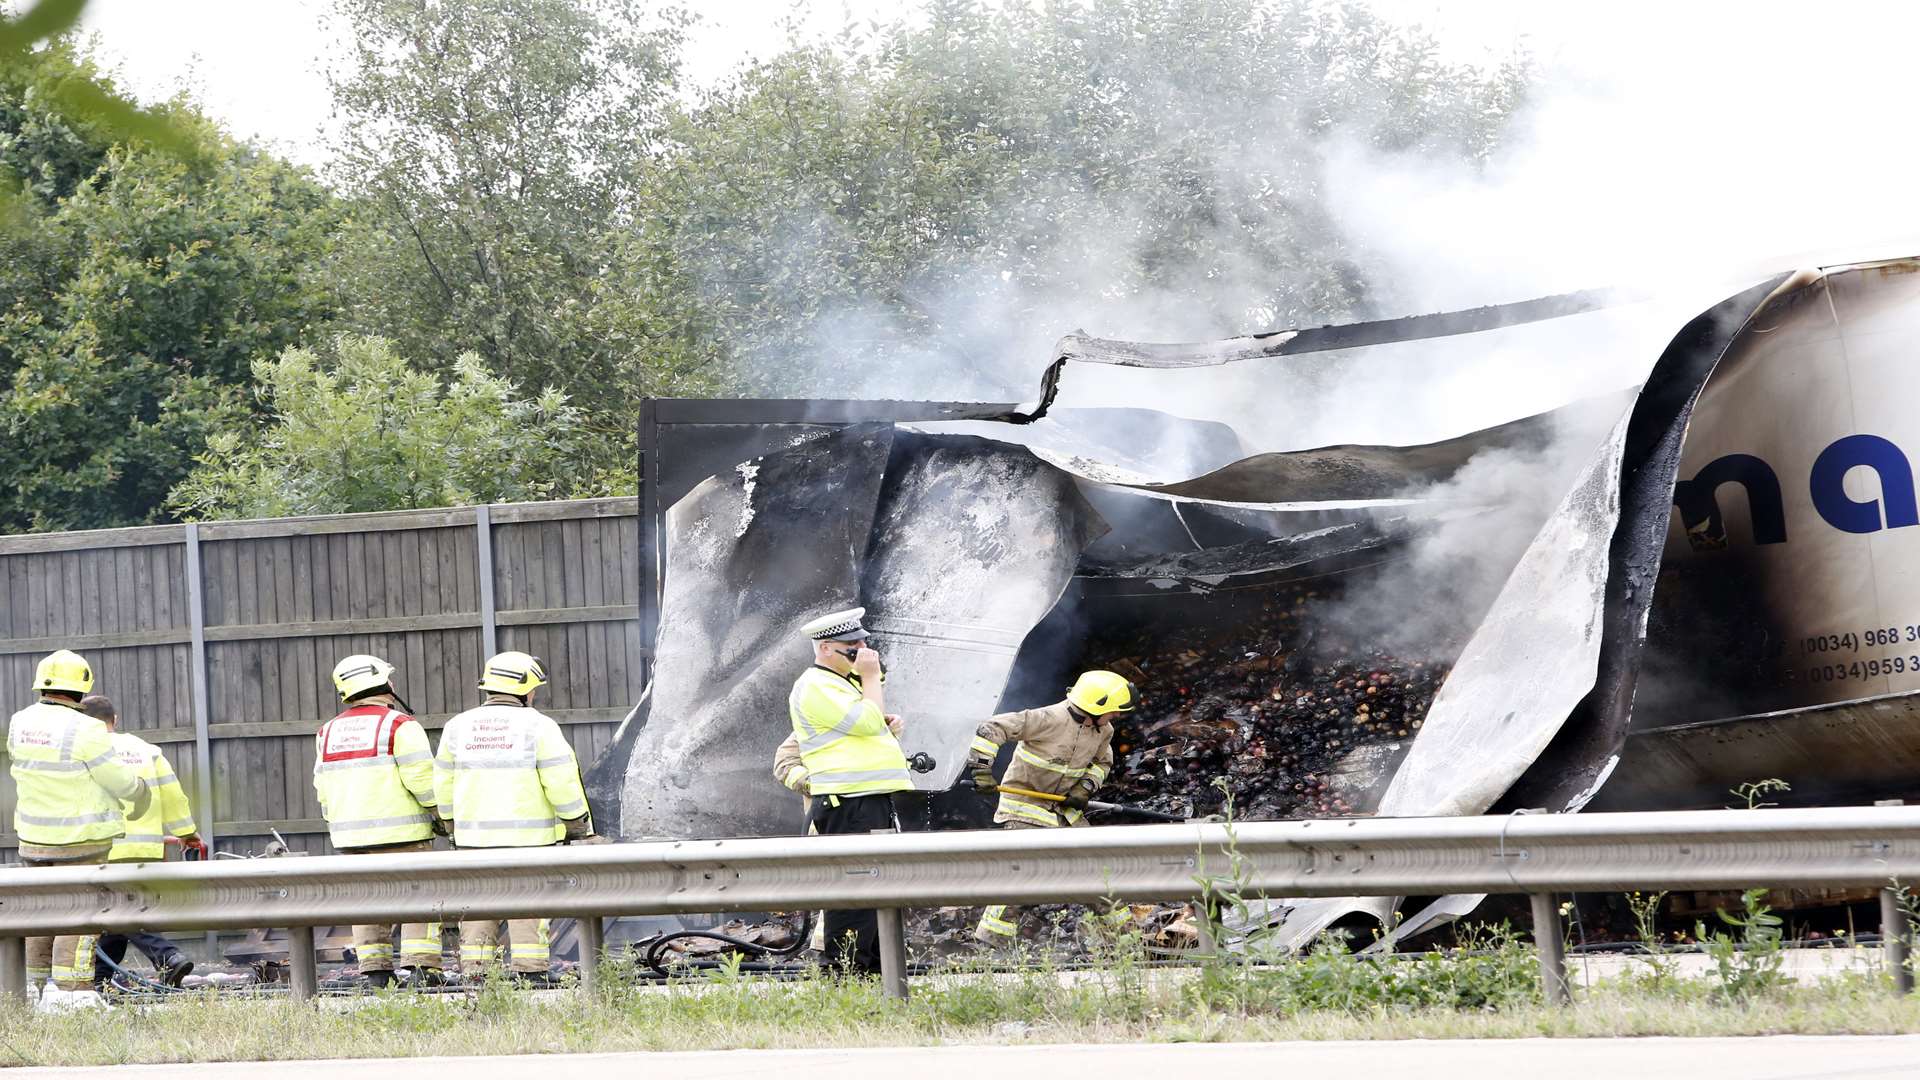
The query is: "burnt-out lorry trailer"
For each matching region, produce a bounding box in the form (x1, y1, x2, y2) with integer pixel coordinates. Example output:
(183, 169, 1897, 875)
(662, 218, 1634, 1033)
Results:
(586, 257, 1920, 941)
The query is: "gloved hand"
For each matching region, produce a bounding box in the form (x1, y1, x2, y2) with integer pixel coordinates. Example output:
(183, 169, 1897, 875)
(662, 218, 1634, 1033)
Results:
(1062, 781, 1096, 812)
(180, 835, 209, 861)
(429, 816, 452, 839)
(967, 753, 997, 794)
(562, 814, 594, 841)
(572, 834, 613, 846)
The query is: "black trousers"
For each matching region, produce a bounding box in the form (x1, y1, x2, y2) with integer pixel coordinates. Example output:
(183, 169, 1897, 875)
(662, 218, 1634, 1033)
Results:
(94, 931, 179, 983)
(811, 792, 899, 976)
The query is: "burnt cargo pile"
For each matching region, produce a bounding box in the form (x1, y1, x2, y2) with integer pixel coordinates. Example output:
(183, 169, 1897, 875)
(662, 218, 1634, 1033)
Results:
(1081, 578, 1455, 823)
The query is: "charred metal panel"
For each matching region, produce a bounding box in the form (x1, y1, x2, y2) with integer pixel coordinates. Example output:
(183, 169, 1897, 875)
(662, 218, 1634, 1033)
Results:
(616, 426, 895, 840)
(616, 427, 1104, 838)
(1592, 691, 1920, 811)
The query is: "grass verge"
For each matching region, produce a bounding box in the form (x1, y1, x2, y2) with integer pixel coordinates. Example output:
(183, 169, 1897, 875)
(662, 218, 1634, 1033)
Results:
(3, 945, 1920, 1068)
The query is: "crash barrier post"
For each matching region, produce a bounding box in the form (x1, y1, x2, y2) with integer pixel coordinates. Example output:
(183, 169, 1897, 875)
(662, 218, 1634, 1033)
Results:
(1878, 799, 1913, 995)
(287, 926, 318, 1002)
(1528, 893, 1570, 1005)
(1880, 888, 1912, 996)
(6, 807, 1920, 1005)
(0, 937, 23, 1001)
(578, 915, 606, 993)
(876, 908, 909, 1000)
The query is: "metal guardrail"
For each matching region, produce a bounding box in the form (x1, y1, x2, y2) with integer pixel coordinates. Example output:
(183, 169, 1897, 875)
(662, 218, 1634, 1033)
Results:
(4, 807, 1919, 1003)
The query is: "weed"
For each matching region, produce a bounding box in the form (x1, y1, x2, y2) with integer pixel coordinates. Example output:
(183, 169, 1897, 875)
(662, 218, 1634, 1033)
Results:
(1624, 890, 1682, 992)
(1728, 778, 1791, 810)
(1694, 887, 1787, 1001)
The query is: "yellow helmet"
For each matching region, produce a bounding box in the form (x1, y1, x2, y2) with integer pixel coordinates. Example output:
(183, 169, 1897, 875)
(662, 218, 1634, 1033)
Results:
(34, 649, 93, 695)
(332, 654, 396, 701)
(479, 651, 547, 696)
(1066, 670, 1136, 716)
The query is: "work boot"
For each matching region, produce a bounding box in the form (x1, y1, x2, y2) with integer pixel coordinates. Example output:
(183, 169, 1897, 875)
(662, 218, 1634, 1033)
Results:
(403, 967, 447, 989)
(366, 970, 395, 990)
(159, 953, 194, 988)
(510, 970, 559, 988)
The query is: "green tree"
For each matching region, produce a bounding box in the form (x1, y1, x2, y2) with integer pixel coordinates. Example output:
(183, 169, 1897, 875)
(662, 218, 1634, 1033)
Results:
(0, 44, 342, 531)
(168, 335, 603, 520)
(323, 0, 707, 432)
(654, 0, 1528, 397)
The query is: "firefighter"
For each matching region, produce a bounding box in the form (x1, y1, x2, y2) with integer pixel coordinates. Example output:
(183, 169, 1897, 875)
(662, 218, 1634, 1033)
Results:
(435, 651, 597, 984)
(7, 650, 149, 992)
(787, 607, 911, 975)
(966, 669, 1132, 945)
(83, 694, 201, 989)
(313, 654, 447, 988)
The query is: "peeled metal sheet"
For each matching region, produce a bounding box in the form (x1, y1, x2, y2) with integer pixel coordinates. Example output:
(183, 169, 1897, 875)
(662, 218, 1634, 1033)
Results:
(858, 434, 1105, 792)
(1054, 288, 1622, 368)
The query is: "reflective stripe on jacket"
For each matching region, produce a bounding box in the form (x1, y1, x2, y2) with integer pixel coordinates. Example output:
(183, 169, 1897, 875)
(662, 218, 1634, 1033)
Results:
(107, 731, 195, 862)
(314, 704, 438, 850)
(787, 666, 910, 796)
(972, 700, 1113, 828)
(7, 699, 144, 846)
(433, 701, 587, 847)
(772, 731, 808, 793)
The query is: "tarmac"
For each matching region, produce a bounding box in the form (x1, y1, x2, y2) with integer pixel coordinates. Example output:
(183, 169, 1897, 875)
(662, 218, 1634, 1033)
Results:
(24, 1036, 1920, 1079)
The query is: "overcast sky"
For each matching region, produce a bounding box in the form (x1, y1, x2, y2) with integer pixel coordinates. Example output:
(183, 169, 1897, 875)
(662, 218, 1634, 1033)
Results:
(67, 0, 1555, 166)
(51, 0, 1920, 313)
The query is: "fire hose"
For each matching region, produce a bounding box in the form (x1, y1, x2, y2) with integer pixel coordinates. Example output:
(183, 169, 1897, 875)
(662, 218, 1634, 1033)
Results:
(965, 779, 1190, 822)
(638, 752, 943, 974)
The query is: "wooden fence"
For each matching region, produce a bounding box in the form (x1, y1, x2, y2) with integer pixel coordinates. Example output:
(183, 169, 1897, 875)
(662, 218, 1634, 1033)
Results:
(0, 498, 643, 861)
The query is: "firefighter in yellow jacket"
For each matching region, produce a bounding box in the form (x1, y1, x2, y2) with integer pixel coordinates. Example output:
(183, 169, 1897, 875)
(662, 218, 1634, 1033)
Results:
(83, 694, 201, 988)
(787, 607, 910, 974)
(966, 670, 1132, 944)
(435, 651, 596, 983)
(7, 650, 149, 991)
(314, 654, 447, 988)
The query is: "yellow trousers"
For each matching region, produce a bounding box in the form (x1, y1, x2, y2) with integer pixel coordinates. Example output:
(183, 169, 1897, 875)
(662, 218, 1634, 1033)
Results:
(458, 919, 550, 975)
(21, 846, 110, 990)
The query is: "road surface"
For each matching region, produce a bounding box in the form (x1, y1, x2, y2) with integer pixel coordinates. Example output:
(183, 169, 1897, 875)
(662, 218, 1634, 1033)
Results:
(24, 1036, 1920, 1078)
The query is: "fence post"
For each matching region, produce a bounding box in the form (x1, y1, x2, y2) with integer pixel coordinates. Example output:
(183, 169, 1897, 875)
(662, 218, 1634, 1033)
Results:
(577, 915, 604, 993)
(0, 936, 24, 1000)
(474, 504, 498, 658)
(1529, 893, 1570, 1005)
(183, 523, 219, 961)
(876, 907, 909, 1001)
(287, 926, 317, 1002)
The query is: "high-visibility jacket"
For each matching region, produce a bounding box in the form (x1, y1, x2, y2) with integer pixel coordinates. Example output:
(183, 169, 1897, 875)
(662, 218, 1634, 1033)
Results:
(107, 731, 196, 862)
(313, 703, 438, 850)
(971, 700, 1113, 827)
(7, 699, 145, 847)
(434, 700, 587, 847)
(787, 666, 910, 797)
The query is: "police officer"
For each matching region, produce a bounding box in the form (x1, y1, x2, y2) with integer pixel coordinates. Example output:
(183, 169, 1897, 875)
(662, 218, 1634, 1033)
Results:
(313, 654, 447, 988)
(787, 608, 911, 975)
(7, 650, 148, 992)
(435, 651, 596, 984)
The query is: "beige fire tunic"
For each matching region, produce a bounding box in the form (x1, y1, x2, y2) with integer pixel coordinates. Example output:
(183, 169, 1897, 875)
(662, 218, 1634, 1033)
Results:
(972, 701, 1114, 827)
